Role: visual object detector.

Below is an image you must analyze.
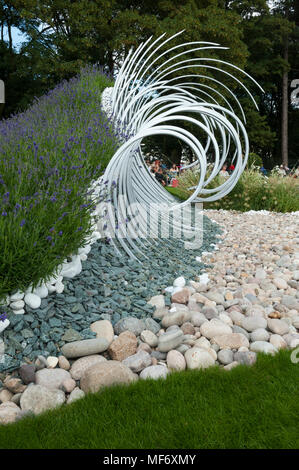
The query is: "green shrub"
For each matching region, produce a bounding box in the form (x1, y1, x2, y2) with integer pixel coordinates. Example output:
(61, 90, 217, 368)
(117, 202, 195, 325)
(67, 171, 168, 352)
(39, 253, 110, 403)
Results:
(176, 167, 299, 213)
(246, 153, 263, 169)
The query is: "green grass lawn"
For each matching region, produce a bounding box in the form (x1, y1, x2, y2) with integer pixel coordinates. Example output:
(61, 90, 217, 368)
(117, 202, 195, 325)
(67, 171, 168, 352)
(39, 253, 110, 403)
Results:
(166, 186, 190, 201)
(1, 349, 298, 449)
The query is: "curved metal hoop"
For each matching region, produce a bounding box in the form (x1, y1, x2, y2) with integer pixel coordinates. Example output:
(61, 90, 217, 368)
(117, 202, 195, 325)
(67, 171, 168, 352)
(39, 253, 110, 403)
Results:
(100, 31, 263, 259)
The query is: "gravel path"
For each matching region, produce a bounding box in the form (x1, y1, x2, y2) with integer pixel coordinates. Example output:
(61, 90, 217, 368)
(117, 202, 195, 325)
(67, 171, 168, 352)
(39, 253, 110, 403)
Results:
(202, 209, 299, 291)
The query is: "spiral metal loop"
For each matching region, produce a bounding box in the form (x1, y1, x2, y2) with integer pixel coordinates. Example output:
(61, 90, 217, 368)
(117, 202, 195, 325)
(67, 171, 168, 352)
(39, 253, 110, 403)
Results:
(100, 31, 263, 259)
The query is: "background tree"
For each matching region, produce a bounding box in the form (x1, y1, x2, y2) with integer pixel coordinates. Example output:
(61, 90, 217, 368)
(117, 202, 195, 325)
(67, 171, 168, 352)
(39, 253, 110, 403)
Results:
(0, 0, 298, 167)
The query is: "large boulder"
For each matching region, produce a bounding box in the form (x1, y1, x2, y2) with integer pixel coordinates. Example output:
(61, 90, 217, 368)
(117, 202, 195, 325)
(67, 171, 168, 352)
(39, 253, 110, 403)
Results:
(90, 320, 114, 345)
(185, 347, 216, 369)
(20, 385, 65, 415)
(200, 319, 232, 339)
(108, 331, 137, 361)
(0, 402, 21, 424)
(267, 318, 289, 336)
(211, 333, 249, 350)
(80, 361, 137, 393)
(35, 368, 71, 390)
(70, 355, 107, 380)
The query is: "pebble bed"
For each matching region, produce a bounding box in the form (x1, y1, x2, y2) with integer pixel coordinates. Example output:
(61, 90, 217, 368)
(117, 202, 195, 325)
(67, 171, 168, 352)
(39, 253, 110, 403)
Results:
(0, 215, 221, 373)
(0, 208, 298, 425)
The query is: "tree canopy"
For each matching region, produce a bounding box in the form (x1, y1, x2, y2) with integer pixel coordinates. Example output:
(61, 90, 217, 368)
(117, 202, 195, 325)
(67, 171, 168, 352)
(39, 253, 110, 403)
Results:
(0, 0, 298, 167)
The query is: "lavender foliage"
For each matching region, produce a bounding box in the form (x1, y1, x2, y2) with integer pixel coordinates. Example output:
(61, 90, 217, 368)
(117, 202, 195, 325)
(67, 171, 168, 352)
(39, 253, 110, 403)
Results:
(0, 65, 120, 301)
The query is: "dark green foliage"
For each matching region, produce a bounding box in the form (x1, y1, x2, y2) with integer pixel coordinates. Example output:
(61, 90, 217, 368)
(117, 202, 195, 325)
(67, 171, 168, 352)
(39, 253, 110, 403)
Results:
(1, 1, 298, 166)
(246, 152, 264, 168)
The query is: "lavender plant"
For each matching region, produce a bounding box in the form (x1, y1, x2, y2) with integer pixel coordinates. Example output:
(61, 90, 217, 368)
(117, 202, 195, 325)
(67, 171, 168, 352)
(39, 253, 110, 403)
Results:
(0, 65, 119, 302)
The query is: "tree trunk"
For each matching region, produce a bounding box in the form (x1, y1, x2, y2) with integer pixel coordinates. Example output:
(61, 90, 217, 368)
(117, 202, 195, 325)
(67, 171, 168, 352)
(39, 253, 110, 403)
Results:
(170, 146, 181, 165)
(281, 1, 289, 168)
(281, 35, 288, 167)
(7, 21, 12, 51)
(107, 50, 114, 77)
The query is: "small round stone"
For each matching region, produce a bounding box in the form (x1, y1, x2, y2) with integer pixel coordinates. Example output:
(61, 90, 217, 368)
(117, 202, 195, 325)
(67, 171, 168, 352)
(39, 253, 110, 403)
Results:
(217, 349, 234, 365)
(58, 356, 70, 371)
(166, 350, 186, 371)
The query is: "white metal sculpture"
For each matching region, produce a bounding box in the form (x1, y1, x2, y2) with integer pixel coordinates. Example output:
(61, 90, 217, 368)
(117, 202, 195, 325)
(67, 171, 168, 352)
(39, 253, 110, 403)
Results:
(100, 30, 263, 259)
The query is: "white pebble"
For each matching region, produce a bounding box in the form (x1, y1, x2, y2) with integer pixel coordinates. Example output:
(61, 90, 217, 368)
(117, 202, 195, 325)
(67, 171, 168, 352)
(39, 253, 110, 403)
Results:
(173, 276, 186, 288)
(47, 356, 58, 368)
(47, 284, 57, 293)
(32, 284, 48, 299)
(60, 255, 82, 279)
(198, 273, 210, 285)
(24, 293, 41, 309)
(14, 309, 25, 315)
(10, 300, 25, 310)
(55, 281, 64, 294)
(10, 291, 25, 301)
(0, 318, 10, 333)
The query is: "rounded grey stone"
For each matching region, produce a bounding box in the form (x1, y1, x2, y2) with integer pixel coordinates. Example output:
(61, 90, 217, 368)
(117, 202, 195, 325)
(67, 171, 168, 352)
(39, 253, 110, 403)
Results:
(241, 317, 267, 332)
(234, 351, 257, 365)
(218, 349, 234, 365)
(35, 368, 71, 390)
(250, 341, 278, 355)
(20, 384, 65, 415)
(122, 350, 152, 373)
(61, 338, 109, 358)
(151, 351, 167, 360)
(140, 365, 168, 380)
(157, 329, 184, 353)
(250, 328, 270, 342)
(114, 317, 146, 336)
(144, 318, 160, 334)
(232, 325, 250, 339)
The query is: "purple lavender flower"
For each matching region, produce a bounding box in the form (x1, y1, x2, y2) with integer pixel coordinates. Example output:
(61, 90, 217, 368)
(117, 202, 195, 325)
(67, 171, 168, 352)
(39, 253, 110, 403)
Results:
(0, 312, 8, 322)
